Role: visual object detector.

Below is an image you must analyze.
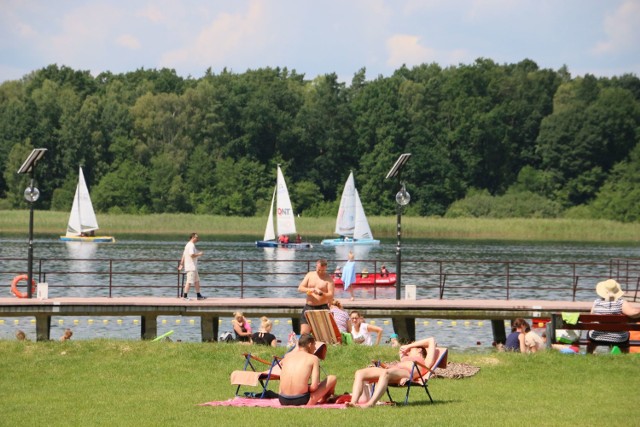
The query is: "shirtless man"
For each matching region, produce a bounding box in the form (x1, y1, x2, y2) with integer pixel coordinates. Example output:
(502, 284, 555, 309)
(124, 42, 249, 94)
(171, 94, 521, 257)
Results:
(278, 333, 337, 406)
(347, 337, 438, 408)
(298, 259, 335, 335)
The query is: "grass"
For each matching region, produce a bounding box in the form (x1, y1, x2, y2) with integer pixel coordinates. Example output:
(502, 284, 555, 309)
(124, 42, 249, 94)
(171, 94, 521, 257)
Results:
(0, 340, 639, 426)
(1, 210, 639, 243)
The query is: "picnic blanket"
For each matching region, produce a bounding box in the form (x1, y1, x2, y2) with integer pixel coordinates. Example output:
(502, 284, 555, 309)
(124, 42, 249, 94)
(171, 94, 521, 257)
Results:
(199, 397, 347, 409)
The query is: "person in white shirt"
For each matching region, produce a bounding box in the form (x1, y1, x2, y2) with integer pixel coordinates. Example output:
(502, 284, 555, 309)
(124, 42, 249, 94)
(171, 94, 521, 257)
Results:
(350, 310, 382, 346)
(178, 232, 206, 300)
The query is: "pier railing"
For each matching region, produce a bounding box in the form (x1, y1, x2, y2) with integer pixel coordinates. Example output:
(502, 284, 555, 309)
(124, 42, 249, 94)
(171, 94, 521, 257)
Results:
(2, 257, 639, 302)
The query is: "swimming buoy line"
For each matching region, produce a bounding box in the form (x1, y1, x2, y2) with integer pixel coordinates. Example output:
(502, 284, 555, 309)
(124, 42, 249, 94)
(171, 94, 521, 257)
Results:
(11, 275, 36, 298)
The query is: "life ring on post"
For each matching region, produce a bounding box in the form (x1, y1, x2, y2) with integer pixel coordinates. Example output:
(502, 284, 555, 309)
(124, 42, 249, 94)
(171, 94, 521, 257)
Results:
(11, 275, 36, 298)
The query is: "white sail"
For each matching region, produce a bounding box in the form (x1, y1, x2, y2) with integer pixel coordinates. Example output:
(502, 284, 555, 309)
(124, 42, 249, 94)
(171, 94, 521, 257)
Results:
(263, 187, 276, 241)
(353, 189, 374, 240)
(66, 167, 99, 236)
(335, 172, 356, 236)
(276, 165, 297, 236)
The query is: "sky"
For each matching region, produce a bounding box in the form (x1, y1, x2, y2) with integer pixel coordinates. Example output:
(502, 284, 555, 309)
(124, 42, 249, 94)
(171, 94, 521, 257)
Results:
(1, 0, 639, 84)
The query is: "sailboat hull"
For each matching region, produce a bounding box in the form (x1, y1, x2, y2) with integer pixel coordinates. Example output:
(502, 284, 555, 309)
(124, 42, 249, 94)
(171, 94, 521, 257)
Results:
(320, 238, 380, 246)
(59, 236, 116, 243)
(256, 240, 312, 249)
(332, 273, 396, 287)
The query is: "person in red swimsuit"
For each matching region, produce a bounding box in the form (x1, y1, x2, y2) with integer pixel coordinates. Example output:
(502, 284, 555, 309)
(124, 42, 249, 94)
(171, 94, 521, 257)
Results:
(346, 337, 438, 408)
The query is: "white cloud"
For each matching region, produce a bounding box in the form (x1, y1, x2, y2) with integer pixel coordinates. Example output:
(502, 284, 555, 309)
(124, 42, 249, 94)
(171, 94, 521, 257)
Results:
(592, 0, 640, 55)
(386, 34, 470, 69)
(117, 34, 141, 50)
(160, 0, 269, 70)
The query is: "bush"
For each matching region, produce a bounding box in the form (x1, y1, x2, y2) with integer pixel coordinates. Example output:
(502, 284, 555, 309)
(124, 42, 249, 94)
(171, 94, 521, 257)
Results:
(445, 189, 562, 218)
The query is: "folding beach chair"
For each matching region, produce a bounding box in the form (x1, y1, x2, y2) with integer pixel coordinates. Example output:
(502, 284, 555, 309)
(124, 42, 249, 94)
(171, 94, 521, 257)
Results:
(304, 309, 342, 345)
(372, 347, 448, 405)
(230, 353, 282, 398)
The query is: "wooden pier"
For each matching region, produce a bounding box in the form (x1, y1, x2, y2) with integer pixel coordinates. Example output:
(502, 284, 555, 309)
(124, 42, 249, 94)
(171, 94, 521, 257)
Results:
(0, 296, 619, 343)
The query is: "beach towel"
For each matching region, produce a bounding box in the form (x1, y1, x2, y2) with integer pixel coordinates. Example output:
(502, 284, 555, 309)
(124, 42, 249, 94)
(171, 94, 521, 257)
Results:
(562, 312, 580, 325)
(342, 260, 356, 290)
(199, 397, 347, 409)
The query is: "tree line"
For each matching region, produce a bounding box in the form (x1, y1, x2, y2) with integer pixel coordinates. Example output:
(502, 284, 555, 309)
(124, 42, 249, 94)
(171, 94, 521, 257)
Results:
(1, 59, 639, 222)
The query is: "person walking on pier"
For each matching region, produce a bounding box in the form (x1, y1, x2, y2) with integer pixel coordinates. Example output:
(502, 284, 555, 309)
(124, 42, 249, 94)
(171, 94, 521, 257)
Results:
(298, 259, 335, 335)
(178, 232, 206, 300)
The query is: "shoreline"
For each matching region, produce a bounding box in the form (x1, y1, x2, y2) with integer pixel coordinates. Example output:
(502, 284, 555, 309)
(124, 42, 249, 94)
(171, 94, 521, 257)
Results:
(1, 210, 639, 243)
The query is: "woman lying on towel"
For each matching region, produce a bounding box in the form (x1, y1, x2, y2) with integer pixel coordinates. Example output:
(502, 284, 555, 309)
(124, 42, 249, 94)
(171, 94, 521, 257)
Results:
(346, 337, 437, 408)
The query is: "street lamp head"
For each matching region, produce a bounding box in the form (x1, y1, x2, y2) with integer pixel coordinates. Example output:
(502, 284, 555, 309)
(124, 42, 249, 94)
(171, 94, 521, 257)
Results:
(396, 183, 410, 206)
(24, 186, 40, 203)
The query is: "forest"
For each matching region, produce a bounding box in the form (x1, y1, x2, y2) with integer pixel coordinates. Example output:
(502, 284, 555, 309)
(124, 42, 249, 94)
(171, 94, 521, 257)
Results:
(1, 59, 639, 222)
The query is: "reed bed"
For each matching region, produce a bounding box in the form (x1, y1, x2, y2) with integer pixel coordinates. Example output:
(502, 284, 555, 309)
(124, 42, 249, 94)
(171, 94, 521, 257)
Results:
(1, 210, 639, 243)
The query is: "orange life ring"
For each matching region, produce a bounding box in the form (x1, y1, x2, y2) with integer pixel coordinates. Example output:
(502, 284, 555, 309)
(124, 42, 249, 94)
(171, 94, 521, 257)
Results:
(11, 275, 36, 298)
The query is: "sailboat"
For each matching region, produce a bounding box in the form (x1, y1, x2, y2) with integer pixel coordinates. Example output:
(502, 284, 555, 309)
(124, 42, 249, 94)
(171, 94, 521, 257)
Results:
(321, 171, 380, 246)
(255, 165, 311, 248)
(59, 167, 115, 243)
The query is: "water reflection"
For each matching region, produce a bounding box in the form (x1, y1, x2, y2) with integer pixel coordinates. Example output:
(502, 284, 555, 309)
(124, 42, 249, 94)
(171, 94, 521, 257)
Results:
(258, 247, 300, 298)
(62, 242, 99, 298)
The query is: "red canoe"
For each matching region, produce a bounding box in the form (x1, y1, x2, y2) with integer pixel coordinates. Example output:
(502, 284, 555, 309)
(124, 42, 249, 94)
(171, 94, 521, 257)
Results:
(332, 273, 397, 287)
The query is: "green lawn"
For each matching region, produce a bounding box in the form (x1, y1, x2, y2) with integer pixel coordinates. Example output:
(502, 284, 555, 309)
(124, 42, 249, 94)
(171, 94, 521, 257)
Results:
(0, 340, 638, 426)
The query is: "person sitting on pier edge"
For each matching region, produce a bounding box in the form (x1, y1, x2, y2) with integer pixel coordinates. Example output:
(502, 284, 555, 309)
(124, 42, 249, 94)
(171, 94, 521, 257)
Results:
(251, 316, 277, 347)
(60, 328, 73, 342)
(587, 279, 640, 354)
(330, 299, 352, 344)
(232, 311, 252, 343)
(503, 325, 520, 352)
(350, 310, 382, 346)
(295, 234, 302, 244)
(380, 265, 389, 277)
(514, 318, 544, 353)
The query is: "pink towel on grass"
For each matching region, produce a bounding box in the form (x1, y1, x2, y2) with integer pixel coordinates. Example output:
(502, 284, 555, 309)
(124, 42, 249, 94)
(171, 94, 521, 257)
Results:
(199, 397, 346, 409)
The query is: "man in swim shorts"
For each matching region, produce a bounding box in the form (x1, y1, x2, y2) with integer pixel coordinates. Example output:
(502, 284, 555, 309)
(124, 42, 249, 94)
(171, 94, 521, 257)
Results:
(278, 333, 337, 406)
(298, 259, 335, 335)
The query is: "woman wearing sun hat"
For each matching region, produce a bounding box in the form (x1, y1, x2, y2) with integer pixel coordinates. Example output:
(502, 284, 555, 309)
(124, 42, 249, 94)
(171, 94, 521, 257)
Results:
(587, 279, 640, 354)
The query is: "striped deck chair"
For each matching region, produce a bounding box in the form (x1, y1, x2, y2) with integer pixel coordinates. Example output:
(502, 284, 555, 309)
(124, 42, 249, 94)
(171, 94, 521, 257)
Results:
(230, 353, 282, 398)
(372, 347, 448, 405)
(304, 309, 342, 345)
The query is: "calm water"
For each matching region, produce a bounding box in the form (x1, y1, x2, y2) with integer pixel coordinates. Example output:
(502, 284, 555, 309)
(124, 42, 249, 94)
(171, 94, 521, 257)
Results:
(1, 237, 638, 350)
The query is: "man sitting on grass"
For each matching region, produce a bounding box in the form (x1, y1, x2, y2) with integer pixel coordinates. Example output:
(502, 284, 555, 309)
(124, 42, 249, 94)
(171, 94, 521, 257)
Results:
(278, 333, 337, 406)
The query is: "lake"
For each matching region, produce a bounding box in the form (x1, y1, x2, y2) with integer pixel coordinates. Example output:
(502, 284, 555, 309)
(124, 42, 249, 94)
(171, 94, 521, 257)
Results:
(1, 237, 638, 350)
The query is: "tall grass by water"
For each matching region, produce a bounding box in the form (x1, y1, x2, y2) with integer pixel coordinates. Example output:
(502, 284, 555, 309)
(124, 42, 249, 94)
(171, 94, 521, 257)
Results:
(1, 210, 639, 242)
(0, 340, 638, 426)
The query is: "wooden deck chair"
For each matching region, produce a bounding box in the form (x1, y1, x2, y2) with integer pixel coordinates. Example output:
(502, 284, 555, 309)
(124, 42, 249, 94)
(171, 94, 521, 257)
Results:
(230, 353, 282, 398)
(372, 347, 448, 405)
(304, 309, 342, 345)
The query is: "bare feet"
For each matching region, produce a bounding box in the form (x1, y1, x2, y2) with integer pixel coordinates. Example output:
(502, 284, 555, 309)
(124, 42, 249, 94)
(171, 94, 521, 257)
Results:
(345, 402, 358, 408)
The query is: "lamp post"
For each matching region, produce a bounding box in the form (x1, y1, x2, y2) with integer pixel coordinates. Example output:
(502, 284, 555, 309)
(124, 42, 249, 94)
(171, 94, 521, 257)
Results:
(24, 181, 40, 298)
(17, 148, 47, 299)
(384, 153, 412, 301)
(395, 183, 410, 300)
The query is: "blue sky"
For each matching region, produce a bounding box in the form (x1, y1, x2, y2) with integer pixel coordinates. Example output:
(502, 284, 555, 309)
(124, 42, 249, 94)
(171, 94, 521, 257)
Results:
(1, 0, 639, 84)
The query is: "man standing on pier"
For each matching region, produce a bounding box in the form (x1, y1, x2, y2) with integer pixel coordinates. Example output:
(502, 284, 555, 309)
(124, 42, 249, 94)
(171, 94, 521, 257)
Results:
(298, 259, 334, 335)
(178, 232, 206, 300)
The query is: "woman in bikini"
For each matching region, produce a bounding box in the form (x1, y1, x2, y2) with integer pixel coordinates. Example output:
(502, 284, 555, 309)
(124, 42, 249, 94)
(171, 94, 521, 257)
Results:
(346, 337, 437, 408)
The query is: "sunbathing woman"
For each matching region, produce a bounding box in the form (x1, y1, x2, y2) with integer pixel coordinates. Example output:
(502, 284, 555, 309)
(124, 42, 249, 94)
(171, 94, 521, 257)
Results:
(346, 337, 437, 408)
